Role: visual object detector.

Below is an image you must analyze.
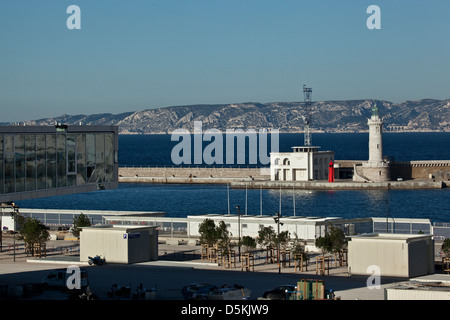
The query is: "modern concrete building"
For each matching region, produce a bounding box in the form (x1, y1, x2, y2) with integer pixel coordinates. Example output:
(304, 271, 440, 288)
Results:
(80, 225, 159, 264)
(354, 102, 390, 182)
(0, 125, 119, 203)
(270, 146, 335, 181)
(348, 233, 435, 278)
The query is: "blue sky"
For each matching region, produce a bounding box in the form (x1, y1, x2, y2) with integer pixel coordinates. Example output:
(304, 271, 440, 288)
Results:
(1, 0, 450, 122)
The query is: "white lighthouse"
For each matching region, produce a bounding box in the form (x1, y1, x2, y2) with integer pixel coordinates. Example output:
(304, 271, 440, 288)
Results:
(353, 101, 390, 182)
(367, 104, 384, 167)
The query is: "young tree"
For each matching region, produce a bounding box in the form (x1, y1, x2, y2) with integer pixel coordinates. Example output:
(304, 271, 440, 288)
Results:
(442, 238, 450, 258)
(276, 230, 290, 250)
(328, 224, 347, 254)
(315, 234, 333, 256)
(16, 215, 50, 254)
(291, 232, 309, 261)
(240, 236, 257, 253)
(315, 224, 347, 259)
(72, 213, 91, 239)
(257, 226, 277, 249)
(257, 225, 290, 249)
(198, 219, 220, 246)
(216, 221, 233, 255)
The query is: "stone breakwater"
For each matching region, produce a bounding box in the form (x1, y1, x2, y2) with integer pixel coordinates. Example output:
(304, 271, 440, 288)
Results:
(118, 166, 448, 189)
(119, 166, 268, 184)
(230, 180, 445, 190)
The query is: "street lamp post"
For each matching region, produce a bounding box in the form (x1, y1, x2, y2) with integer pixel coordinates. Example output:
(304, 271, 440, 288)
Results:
(384, 199, 389, 233)
(274, 212, 283, 274)
(235, 206, 242, 262)
(10, 204, 19, 263)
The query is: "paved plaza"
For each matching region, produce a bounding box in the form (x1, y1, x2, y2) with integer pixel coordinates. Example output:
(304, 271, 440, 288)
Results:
(1, 234, 439, 301)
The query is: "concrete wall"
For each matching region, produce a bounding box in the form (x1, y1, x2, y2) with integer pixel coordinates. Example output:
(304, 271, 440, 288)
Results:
(120, 167, 265, 178)
(337, 160, 450, 181)
(348, 238, 407, 277)
(390, 161, 450, 180)
(385, 282, 450, 300)
(386, 288, 450, 300)
(348, 234, 434, 278)
(408, 240, 429, 277)
(80, 226, 158, 264)
(80, 228, 128, 263)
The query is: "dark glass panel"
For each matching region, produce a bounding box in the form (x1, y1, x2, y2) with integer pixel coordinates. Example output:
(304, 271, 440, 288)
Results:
(25, 134, 36, 191)
(76, 134, 86, 185)
(56, 134, 66, 187)
(105, 133, 114, 182)
(4, 135, 14, 193)
(46, 134, 56, 189)
(15, 135, 25, 192)
(95, 134, 105, 182)
(36, 134, 46, 190)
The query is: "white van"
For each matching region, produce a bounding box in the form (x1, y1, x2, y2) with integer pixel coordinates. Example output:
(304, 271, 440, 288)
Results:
(41, 268, 89, 290)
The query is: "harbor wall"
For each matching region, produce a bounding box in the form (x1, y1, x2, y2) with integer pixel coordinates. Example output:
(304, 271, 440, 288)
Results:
(119, 166, 268, 184)
(390, 161, 450, 180)
(118, 160, 450, 188)
(230, 180, 444, 190)
(335, 160, 450, 181)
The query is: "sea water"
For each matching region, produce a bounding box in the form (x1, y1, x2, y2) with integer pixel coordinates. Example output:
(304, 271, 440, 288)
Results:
(16, 133, 450, 223)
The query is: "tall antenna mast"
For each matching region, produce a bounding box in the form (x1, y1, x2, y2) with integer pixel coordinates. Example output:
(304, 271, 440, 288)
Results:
(303, 85, 313, 146)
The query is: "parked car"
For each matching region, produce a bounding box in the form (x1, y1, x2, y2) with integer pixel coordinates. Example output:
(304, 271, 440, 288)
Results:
(182, 283, 217, 300)
(41, 268, 89, 290)
(182, 283, 251, 300)
(262, 285, 296, 300)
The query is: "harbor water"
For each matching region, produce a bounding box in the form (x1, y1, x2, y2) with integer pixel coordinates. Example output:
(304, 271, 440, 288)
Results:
(15, 133, 450, 224)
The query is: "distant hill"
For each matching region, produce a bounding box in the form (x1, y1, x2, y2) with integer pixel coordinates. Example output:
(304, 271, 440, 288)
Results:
(15, 99, 450, 134)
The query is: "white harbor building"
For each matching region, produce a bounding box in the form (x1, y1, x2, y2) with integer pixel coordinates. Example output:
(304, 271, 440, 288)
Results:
(270, 146, 334, 181)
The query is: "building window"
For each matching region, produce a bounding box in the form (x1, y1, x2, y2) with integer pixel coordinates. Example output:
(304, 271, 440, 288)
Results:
(15, 134, 25, 192)
(46, 134, 56, 189)
(4, 135, 14, 193)
(25, 134, 36, 191)
(56, 134, 67, 188)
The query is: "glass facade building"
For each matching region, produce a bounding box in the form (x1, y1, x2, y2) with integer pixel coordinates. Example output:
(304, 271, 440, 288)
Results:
(0, 125, 118, 203)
